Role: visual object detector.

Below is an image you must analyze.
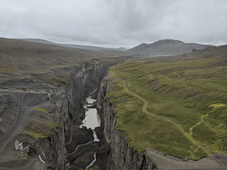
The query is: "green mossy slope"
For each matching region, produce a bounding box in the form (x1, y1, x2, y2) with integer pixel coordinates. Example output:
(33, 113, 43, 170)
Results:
(107, 45, 227, 160)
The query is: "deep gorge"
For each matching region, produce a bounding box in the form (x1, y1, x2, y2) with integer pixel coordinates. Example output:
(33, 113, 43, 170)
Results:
(36, 57, 146, 170)
(1, 38, 226, 170)
(0, 37, 144, 170)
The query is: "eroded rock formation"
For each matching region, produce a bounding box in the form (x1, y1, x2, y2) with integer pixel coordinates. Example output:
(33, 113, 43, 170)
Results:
(97, 76, 157, 170)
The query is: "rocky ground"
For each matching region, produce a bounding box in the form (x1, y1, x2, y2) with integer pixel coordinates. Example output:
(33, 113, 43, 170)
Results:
(0, 37, 131, 170)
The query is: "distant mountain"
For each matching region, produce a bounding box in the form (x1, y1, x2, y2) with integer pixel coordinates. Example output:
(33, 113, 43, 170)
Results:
(20, 38, 57, 45)
(60, 44, 127, 52)
(116, 47, 127, 51)
(21, 38, 126, 52)
(127, 39, 212, 56)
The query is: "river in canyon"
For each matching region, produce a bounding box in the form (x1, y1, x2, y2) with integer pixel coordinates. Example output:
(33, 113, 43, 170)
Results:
(67, 93, 102, 170)
(80, 96, 101, 142)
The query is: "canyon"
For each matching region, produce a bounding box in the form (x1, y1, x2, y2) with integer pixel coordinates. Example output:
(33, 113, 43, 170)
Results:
(0, 38, 227, 170)
(0, 37, 133, 170)
(0, 58, 132, 170)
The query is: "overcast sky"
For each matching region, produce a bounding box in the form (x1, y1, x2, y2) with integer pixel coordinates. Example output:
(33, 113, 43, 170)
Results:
(0, 0, 227, 48)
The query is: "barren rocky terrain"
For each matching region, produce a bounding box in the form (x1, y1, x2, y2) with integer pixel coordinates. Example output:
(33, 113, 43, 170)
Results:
(0, 37, 131, 170)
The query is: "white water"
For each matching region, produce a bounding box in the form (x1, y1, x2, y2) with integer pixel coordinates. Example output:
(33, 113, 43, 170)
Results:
(80, 96, 101, 141)
(66, 141, 93, 170)
(85, 145, 103, 170)
(68, 94, 102, 169)
(67, 141, 92, 157)
(81, 96, 102, 169)
(67, 93, 102, 170)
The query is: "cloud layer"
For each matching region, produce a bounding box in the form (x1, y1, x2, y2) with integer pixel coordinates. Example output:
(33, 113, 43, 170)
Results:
(1, 0, 227, 47)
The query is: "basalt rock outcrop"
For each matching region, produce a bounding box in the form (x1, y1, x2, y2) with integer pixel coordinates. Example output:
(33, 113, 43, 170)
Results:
(0, 42, 132, 170)
(97, 76, 157, 170)
(39, 59, 132, 169)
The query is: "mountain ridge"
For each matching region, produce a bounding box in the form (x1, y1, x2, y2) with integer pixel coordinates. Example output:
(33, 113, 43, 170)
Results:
(18, 38, 127, 52)
(128, 39, 213, 56)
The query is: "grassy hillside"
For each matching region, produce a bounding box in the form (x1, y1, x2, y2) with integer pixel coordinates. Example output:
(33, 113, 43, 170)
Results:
(0, 37, 129, 86)
(107, 45, 227, 160)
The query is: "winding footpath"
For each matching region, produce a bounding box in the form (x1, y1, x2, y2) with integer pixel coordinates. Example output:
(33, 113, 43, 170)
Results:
(189, 104, 226, 136)
(123, 81, 213, 156)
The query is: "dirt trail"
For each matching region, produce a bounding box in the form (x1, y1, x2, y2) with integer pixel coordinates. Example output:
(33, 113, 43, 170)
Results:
(189, 113, 208, 136)
(123, 81, 211, 156)
(189, 104, 226, 136)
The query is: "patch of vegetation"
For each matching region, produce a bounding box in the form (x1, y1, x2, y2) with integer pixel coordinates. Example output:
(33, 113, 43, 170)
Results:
(26, 131, 49, 140)
(26, 125, 55, 140)
(46, 121, 60, 128)
(0, 68, 17, 74)
(41, 77, 59, 87)
(88, 165, 99, 170)
(74, 157, 81, 163)
(107, 47, 227, 160)
(26, 118, 59, 140)
(53, 76, 69, 84)
(34, 107, 49, 113)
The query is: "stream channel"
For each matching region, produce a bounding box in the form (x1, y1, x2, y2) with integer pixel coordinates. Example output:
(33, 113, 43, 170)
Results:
(66, 92, 102, 170)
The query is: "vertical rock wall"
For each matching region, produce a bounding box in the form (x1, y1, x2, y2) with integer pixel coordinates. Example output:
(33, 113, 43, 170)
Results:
(97, 76, 157, 170)
(37, 57, 131, 169)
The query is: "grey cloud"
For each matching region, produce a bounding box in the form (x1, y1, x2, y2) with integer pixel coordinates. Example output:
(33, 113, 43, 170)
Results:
(0, 0, 227, 47)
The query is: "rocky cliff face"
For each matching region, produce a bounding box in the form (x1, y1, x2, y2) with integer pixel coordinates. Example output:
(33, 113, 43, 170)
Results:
(0, 37, 135, 170)
(0, 53, 156, 170)
(38, 58, 131, 169)
(33, 96, 68, 169)
(97, 76, 157, 170)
